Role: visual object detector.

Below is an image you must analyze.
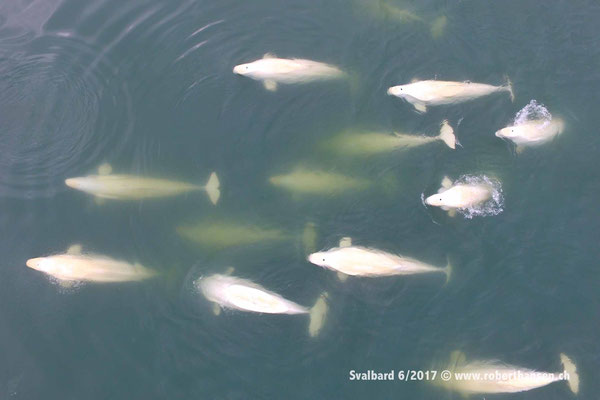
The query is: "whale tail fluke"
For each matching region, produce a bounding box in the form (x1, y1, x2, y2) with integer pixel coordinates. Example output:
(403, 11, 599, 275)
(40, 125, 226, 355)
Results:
(443, 256, 453, 285)
(438, 120, 456, 149)
(308, 292, 328, 337)
(504, 75, 515, 102)
(205, 172, 220, 205)
(560, 353, 579, 394)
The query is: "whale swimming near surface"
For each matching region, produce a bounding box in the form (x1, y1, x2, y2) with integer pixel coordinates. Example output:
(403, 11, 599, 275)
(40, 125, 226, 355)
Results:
(387, 78, 514, 113)
(196, 272, 328, 337)
(434, 351, 579, 395)
(269, 167, 372, 196)
(65, 163, 220, 205)
(233, 53, 346, 91)
(425, 176, 495, 217)
(177, 220, 318, 253)
(308, 238, 451, 282)
(496, 118, 564, 152)
(26, 245, 157, 286)
(323, 120, 456, 157)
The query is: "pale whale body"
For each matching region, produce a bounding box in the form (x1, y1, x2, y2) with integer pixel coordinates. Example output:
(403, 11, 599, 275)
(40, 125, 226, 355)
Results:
(65, 164, 220, 205)
(26, 245, 157, 284)
(233, 53, 345, 91)
(387, 79, 514, 113)
(325, 120, 456, 156)
(177, 220, 318, 253)
(496, 118, 564, 148)
(269, 168, 371, 196)
(425, 176, 494, 217)
(196, 273, 328, 337)
(308, 239, 450, 281)
(436, 351, 579, 395)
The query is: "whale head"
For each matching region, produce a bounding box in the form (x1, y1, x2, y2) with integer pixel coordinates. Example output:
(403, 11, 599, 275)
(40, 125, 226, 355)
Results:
(387, 85, 408, 98)
(307, 251, 326, 266)
(65, 176, 102, 193)
(26, 257, 54, 273)
(495, 126, 517, 139)
(233, 62, 256, 76)
(307, 251, 332, 268)
(425, 192, 447, 207)
(65, 177, 87, 190)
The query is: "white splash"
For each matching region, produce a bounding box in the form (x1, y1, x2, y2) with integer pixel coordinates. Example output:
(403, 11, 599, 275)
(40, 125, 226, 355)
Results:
(455, 175, 504, 219)
(49, 277, 84, 294)
(513, 99, 552, 126)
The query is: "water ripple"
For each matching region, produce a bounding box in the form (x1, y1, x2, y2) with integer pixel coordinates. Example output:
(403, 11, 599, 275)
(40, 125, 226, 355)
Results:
(0, 34, 133, 198)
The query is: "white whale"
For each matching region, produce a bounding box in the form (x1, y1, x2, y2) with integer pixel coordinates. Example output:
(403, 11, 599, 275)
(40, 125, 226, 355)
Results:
(387, 78, 514, 113)
(324, 120, 456, 156)
(425, 176, 493, 217)
(308, 238, 450, 282)
(196, 272, 328, 337)
(495, 118, 564, 151)
(65, 164, 220, 205)
(26, 245, 157, 286)
(233, 53, 346, 91)
(436, 351, 579, 395)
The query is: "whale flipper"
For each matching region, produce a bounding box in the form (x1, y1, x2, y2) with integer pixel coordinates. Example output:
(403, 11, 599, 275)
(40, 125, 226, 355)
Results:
(339, 237, 352, 247)
(413, 102, 427, 113)
(441, 176, 453, 189)
(308, 292, 328, 337)
(98, 163, 112, 175)
(67, 244, 82, 255)
(264, 80, 278, 91)
(337, 272, 348, 281)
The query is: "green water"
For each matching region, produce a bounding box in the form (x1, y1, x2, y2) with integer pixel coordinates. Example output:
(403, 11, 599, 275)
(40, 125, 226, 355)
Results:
(1, 0, 599, 398)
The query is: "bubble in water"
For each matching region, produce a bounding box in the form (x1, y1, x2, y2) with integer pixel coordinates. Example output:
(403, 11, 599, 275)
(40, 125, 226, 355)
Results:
(513, 99, 552, 126)
(454, 175, 504, 219)
(49, 277, 84, 294)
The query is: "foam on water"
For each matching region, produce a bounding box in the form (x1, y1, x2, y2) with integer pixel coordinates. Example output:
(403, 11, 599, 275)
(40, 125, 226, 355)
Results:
(454, 175, 504, 219)
(49, 277, 84, 294)
(513, 99, 552, 126)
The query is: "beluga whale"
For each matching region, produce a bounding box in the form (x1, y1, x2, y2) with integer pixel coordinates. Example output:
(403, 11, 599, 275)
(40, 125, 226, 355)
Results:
(196, 270, 328, 337)
(26, 245, 157, 287)
(268, 167, 375, 197)
(65, 163, 220, 205)
(387, 78, 514, 113)
(233, 53, 346, 91)
(433, 350, 579, 396)
(177, 220, 318, 254)
(495, 100, 565, 152)
(308, 238, 451, 282)
(323, 120, 456, 157)
(424, 175, 503, 218)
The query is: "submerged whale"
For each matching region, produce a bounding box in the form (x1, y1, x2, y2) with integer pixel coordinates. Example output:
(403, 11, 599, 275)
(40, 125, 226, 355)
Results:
(323, 120, 456, 156)
(435, 351, 579, 395)
(65, 164, 220, 205)
(269, 167, 372, 196)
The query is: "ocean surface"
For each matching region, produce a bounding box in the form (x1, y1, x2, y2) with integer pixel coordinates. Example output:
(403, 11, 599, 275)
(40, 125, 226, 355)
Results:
(1, 0, 599, 399)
